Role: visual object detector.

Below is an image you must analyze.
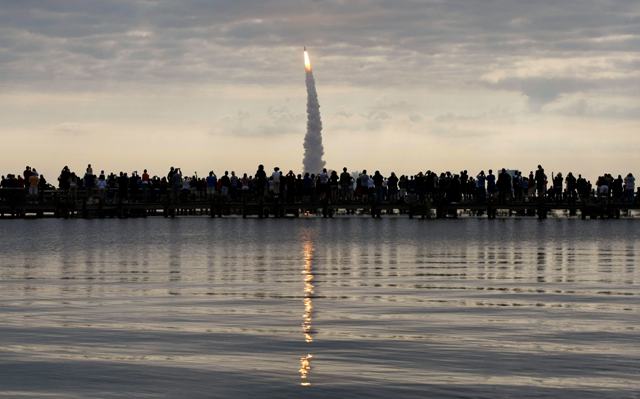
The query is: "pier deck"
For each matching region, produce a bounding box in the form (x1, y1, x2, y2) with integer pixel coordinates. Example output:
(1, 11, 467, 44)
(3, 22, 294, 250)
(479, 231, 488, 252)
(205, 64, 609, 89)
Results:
(1, 192, 638, 220)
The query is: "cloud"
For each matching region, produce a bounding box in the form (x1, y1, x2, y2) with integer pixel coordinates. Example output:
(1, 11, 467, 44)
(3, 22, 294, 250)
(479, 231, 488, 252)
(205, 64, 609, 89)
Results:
(53, 122, 96, 136)
(544, 95, 640, 120)
(1, 0, 638, 92)
(213, 106, 304, 137)
(335, 110, 353, 119)
(409, 114, 422, 123)
(1, 0, 639, 175)
(480, 52, 640, 109)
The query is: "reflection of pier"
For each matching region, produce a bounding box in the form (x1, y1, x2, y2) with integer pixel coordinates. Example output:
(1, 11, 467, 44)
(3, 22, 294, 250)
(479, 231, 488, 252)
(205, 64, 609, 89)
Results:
(299, 239, 315, 387)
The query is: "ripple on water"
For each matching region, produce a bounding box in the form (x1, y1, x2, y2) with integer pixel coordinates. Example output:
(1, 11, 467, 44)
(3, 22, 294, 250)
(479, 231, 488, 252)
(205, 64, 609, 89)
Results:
(0, 218, 638, 398)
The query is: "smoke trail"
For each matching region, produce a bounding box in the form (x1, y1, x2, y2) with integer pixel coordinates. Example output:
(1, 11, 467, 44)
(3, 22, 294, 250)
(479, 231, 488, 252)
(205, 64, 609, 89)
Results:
(303, 52, 326, 173)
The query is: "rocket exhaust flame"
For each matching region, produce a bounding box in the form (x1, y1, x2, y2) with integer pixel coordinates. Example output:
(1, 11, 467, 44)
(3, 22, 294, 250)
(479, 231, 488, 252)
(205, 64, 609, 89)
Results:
(302, 48, 326, 173)
(304, 50, 312, 72)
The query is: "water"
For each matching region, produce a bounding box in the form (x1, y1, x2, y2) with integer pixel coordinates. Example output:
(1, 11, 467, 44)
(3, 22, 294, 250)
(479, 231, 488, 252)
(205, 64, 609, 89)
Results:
(0, 218, 638, 398)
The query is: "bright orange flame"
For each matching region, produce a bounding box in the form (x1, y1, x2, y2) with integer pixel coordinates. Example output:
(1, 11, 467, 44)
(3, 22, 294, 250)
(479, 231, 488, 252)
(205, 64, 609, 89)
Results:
(304, 50, 312, 72)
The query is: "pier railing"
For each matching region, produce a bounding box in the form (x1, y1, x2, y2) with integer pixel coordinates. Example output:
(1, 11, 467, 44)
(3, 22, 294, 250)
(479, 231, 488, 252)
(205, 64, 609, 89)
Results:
(1, 187, 638, 219)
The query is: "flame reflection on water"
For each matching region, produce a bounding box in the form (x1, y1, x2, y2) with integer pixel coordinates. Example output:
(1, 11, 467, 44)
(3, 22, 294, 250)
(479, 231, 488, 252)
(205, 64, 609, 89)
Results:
(300, 237, 315, 386)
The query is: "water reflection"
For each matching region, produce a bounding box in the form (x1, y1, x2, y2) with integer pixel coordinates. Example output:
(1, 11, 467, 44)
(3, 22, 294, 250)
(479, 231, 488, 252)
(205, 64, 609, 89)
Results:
(0, 219, 638, 397)
(299, 235, 315, 387)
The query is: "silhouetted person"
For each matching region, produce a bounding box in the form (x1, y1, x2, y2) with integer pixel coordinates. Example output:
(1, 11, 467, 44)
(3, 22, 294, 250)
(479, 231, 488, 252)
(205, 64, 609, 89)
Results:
(625, 173, 635, 203)
(487, 170, 496, 199)
(255, 165, 267, 199)
(476, 171, 486, 203)
(387, 172, 399, 202)
(534, 165, 547, 198)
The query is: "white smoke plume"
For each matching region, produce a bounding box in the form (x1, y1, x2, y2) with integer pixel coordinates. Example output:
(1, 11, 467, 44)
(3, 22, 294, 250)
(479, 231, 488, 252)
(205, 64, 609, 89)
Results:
(303, 50, 326, 173)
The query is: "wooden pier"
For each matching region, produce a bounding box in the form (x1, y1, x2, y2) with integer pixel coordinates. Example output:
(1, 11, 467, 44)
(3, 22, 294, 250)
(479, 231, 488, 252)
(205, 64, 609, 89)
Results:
(1, 191, 638, 220)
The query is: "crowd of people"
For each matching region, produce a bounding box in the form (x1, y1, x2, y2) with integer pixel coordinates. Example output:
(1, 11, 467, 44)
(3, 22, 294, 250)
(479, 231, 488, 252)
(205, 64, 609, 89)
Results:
(1, 164, 638, 206)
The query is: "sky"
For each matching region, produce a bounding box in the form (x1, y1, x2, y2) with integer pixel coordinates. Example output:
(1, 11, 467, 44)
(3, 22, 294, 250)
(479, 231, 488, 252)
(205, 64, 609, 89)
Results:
(1, 0, 639, 180)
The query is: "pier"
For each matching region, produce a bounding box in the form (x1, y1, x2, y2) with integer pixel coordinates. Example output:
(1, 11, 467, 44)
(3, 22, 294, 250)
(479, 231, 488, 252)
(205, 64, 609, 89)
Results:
(1, 188, 637, 220)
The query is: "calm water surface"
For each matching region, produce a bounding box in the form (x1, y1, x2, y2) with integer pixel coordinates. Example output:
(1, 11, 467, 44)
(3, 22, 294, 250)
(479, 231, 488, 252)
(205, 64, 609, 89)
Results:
(0, 218, 638, 398)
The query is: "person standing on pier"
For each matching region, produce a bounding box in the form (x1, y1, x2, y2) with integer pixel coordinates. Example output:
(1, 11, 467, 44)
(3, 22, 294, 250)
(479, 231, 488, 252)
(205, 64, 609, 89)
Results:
(97, 172, 107, 199)
(170, 170, 182, 203)
(28, 170, 39, 203)
(497, 169, 512, 204)
(373, 171, 384, 203)
(206, 172, 217, 199)
(552, 173, 563, 201)
(486, 170, 496, 199)
(339, 168, 352, 201)
(58, 166, 71, 191)
(23, 166, 33, 189)
(388, 172, 399, 202)
(255, 165, 267, 199)
(318, 168, 329, 200)
(476, 171, 486, 203)
(625, 173, 635, 203)
(271, 167, 281, 196)
(535, 166, 547, 199)
(612, 175, 624, 201)
(220, 171, 230, 198)
(329, 170, 339, 202)
(566, 173, 577, 201)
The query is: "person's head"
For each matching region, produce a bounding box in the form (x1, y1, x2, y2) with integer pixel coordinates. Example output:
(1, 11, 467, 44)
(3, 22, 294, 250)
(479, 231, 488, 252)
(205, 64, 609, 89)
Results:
(489, 169, 493, 174)
(274, 167, 279, 172)
(343, 167, 347, 172)
(258, 164, 264, 170)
